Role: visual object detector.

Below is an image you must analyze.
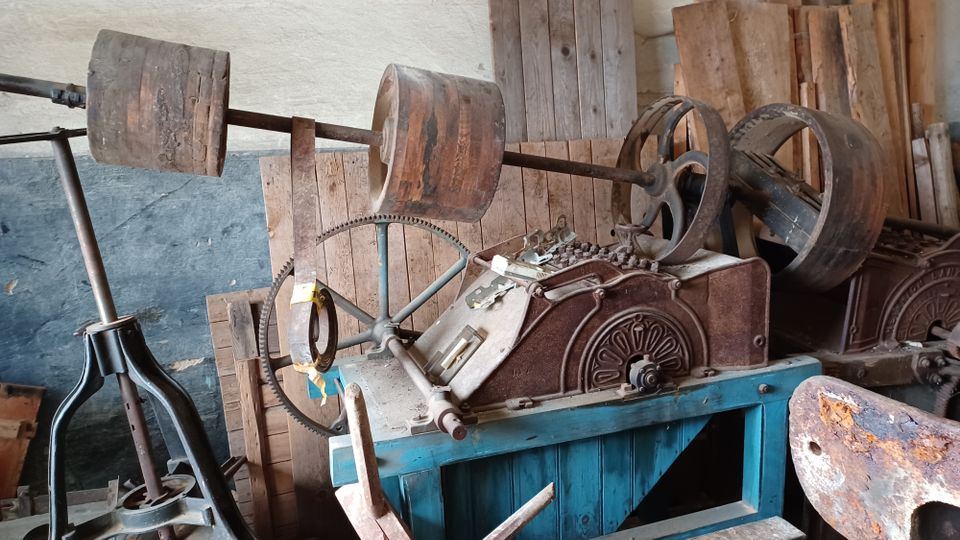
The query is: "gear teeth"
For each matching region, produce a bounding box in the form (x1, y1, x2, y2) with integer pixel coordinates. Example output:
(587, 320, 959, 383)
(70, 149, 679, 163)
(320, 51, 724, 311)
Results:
(260, 214, 465, 435)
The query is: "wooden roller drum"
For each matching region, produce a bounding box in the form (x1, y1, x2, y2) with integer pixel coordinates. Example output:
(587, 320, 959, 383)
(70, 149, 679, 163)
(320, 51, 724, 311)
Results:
(87, 29, 230, 177)
(369, 64, 506, 222)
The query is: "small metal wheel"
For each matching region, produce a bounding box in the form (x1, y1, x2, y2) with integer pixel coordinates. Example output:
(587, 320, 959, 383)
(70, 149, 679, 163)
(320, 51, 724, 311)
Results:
(728, 104, 886, 291)
(611, 95, 731, 264)
(259, 214, 469, 436)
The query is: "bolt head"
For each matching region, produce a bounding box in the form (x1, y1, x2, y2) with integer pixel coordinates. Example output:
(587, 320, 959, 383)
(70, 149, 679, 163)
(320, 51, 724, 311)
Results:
(758, 383, 771, 394)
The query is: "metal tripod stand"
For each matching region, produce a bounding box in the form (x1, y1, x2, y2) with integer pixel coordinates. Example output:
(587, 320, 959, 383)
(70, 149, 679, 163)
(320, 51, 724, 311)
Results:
(2, 128, 254, 539)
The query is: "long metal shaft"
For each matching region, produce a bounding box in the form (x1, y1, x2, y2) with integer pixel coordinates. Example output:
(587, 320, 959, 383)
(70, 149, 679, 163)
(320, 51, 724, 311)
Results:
(49, 131, 168, 509)
(0, 74, 654, 187)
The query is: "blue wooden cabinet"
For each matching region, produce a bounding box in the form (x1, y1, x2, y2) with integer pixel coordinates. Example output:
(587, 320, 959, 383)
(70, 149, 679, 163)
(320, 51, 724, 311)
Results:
(330, 357, 820, 539)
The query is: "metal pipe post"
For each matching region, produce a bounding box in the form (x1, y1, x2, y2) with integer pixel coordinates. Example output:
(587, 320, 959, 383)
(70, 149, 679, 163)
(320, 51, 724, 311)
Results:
(49, 131, 168, 510)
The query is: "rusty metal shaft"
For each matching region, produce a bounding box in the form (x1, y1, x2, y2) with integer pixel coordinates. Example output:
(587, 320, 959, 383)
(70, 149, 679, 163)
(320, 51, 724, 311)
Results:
(0, 74, 655, 187)
(50, 131, 168, 512)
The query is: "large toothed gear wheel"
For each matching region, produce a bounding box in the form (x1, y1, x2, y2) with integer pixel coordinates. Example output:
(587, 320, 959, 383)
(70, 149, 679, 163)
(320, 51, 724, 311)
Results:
(258, 214, 469, 436)
(611, 95, 731, 264)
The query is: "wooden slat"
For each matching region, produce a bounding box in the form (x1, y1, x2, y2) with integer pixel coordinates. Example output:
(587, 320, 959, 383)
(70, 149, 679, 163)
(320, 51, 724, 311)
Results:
(457, 220, 483, 254)
(519, 0, 556, 141)
(854, 0, 915, 217)
(512, 446, 559, 539)
(499, 143, 528, 240)
(799, 82, 823, 192)
(544, 141, 575, 229)
(479, 179, 506, 249)
(906, 0, 936, 129)
(838, 4, 907, 217)
(404, 223, 439, 331)
(808, 7, 851, 117)
(568, 140, 598, 244)
(548, 0, 581, 140)
(673, 1, 747, 128)
(433, 219, 463, 312)
(727, 0, 796, 168)
(599, 0, 638, 137)
(558, 439, 602, 537)
(234, 353, 273, 538)
(315, 152, 362, 354)
(574, 0, 606, 139)
(600, 432, 633, 534)
(673, 64, 690, 156)
(926, 123, 960, 227)
(388, 222, 414, 331)
(520, 141, 551, 233)
(489, 0, 526, 142)
(342, 152, 378, 353)
(793, 7, 815, 86)
(591, 139, 622, 245)
(912, 138, 939, 224)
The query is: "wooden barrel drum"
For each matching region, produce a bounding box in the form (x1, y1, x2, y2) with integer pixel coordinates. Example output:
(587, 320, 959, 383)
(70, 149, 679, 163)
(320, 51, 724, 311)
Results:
(369, 64, 506, 222)
(87, 29, 230, 177)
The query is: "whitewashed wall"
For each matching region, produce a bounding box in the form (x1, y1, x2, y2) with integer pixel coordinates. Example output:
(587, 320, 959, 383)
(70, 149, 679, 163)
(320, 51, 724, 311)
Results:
(1, 0, 956, 158)
(0, 0, 493, 157)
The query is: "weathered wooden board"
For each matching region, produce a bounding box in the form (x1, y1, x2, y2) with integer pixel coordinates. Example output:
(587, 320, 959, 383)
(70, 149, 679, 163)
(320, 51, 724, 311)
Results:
(490, 0, 527, 142)
(488, 0, 637, 142)
(838, 4, 907, 217)
(519, 0, 556, 142)
(906, 0, 936, 129)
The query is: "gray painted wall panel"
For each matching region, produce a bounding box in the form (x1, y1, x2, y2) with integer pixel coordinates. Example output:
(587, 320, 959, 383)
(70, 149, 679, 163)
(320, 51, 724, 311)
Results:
(0, 151, 273, 491)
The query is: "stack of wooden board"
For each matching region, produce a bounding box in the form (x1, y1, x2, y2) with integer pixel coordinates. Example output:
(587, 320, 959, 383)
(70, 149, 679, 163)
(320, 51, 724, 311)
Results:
(206, 289, 312, 539)
(672, 0, 947, 223)
(488, 0, 637, 142)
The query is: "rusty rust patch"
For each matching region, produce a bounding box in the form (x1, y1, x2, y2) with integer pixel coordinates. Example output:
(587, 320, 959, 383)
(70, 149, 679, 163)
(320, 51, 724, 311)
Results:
(791, 376, 960, 540)
(818, 392, 860, 429)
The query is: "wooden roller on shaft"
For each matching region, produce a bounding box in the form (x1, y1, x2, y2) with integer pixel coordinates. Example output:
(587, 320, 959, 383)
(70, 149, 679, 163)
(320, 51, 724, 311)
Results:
(369, 64, 506, 222)
(87, 30, 230, 177)
(2, 29, 650, 222)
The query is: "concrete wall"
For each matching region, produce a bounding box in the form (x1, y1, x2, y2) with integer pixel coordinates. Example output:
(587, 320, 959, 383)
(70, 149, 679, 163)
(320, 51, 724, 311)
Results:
(0, 0, 493, 158)
(0, 151, 275, 490)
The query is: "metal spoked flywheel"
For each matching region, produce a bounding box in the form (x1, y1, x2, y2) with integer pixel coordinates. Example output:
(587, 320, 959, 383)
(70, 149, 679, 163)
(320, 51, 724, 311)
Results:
(611, 96, 731, 264)
(258, 214, 469, 436)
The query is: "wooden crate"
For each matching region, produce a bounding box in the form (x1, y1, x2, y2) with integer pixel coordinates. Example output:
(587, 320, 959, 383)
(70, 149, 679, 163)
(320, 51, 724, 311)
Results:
(0, 383, 44, 499)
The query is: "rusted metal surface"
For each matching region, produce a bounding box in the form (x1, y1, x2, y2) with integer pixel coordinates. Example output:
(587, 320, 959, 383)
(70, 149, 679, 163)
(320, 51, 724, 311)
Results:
(336, 383, 414, 540)
(612, 96, 731, 264)
(729, 104, 886, 292)
(369, 63, 506, 222)
(413, 233, 769, 411)
(774, 226, 960, 387)
(790, 375, 960, 539)
(87, 30, 230, 177)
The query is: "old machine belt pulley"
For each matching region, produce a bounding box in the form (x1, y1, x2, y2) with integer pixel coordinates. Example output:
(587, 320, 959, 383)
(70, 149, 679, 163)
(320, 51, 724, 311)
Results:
(0, 28, 891, 448)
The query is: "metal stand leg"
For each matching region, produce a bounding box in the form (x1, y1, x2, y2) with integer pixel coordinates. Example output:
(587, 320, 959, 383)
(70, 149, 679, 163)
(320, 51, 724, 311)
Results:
(119, 323, 253, 538)
(48, 338, 105, 539)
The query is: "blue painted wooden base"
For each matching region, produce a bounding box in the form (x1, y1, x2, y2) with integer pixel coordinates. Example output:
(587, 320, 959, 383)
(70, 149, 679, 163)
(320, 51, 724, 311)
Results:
(330, 357, 820, 539)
